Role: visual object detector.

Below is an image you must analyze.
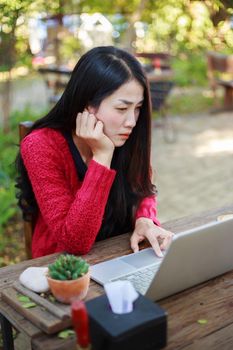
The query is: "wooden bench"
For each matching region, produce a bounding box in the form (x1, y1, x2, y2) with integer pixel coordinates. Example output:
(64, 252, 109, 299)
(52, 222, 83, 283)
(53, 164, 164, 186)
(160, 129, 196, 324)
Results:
(207, 51, 233, 111)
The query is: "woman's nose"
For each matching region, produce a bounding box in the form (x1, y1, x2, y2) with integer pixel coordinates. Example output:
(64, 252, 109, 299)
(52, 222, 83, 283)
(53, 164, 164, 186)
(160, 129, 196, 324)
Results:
(124, 110, 137, 128)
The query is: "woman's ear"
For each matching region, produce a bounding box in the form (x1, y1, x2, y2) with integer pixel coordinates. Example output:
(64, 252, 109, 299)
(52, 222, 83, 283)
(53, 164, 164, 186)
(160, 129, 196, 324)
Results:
(86, 106, 96, 114)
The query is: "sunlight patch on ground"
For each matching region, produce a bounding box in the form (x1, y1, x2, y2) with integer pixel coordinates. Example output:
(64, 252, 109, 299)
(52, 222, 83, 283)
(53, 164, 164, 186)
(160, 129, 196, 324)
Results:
(194, 137, 233, 157)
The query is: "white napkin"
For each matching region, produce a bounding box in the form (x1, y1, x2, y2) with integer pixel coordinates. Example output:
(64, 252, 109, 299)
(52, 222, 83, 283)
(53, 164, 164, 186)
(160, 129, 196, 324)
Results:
(19, 267, 49, 293)
(104, 281, 139, 314)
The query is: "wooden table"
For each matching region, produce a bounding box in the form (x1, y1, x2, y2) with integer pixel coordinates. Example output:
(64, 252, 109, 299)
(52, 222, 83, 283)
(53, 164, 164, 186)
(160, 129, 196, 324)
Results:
(1, 203, 233, 350)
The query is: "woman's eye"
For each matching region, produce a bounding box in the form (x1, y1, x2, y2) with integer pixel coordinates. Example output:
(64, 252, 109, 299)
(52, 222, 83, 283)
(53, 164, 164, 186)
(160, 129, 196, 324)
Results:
(116, 107, 127, 111)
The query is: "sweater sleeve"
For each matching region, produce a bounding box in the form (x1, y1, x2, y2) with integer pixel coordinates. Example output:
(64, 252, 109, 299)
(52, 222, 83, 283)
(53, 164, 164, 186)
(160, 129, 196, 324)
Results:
(21, 132, 116, 255)
(135, 196, 161, 226)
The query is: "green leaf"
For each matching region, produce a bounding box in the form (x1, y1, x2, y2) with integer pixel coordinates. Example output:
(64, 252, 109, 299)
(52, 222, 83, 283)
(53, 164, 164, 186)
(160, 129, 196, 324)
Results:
(17, 295, 31, 302)
(58, 329, 75, 339)
(197, 319, 208, 325)
(22, 302, 37, 309)
(48, 294, 56, 303)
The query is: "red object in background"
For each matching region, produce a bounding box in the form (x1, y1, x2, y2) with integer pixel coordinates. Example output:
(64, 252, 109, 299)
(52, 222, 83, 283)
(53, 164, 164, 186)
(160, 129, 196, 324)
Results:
(72, 300, 90, 348)
(32, 56, 46, 66)
(152, 58, 161, 69)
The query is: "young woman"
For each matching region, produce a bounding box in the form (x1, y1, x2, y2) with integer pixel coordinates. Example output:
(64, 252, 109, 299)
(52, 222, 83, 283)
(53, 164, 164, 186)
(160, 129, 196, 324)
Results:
(16, 46, 173, 258)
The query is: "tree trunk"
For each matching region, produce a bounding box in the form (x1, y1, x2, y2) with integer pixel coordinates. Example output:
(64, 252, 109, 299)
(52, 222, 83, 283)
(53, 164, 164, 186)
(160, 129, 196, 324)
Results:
(0, 9, 18, 132)
(204, 0, 232, 27)
(121, 0, 148, 52)
(2, 72, 12, 133)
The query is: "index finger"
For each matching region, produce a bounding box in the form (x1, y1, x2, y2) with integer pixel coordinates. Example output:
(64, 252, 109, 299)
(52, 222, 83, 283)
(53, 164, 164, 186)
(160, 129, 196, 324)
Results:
(130, 234, 140, 253)
(147, 233, 163, 258)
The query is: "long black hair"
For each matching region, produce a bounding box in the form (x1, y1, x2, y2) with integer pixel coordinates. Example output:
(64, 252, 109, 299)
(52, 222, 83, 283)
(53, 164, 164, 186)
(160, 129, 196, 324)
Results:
(16, 46, 156, 239)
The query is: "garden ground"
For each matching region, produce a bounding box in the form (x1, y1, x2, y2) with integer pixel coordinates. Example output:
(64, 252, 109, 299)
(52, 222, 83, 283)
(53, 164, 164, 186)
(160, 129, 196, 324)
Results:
(152, 110, 233, 223)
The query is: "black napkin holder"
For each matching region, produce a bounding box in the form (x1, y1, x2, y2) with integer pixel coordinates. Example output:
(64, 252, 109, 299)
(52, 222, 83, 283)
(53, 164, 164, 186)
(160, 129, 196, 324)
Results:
(85, 293, 167, 350)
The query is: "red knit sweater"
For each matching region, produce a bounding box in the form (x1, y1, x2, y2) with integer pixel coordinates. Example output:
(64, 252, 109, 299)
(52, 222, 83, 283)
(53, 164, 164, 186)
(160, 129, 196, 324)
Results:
(21, 128, 160, 258)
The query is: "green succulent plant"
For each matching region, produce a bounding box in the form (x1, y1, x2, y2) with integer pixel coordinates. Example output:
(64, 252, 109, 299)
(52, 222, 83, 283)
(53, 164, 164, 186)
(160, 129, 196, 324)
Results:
(48, 254, 89, 281)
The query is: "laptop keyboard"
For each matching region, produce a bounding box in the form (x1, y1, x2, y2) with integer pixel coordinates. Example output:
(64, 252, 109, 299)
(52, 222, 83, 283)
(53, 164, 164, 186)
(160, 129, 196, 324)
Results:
(110, 263, 160, 295)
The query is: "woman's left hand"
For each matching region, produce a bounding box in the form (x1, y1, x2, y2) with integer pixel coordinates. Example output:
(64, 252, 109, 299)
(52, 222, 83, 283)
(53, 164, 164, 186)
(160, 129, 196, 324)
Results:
(130, 218, 174, 258)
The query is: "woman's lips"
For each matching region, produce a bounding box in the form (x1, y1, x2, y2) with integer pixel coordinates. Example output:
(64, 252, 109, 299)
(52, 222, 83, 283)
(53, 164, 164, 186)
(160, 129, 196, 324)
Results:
(119, 133, 130, 138)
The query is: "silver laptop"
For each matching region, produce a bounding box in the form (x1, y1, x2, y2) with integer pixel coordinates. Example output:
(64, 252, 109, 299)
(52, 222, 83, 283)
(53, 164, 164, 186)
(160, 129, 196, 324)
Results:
(91, 218, 233, 301)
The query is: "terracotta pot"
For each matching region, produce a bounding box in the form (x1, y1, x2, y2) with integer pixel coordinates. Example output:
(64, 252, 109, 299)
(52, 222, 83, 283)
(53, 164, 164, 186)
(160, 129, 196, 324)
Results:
(47, 270, 90, 304)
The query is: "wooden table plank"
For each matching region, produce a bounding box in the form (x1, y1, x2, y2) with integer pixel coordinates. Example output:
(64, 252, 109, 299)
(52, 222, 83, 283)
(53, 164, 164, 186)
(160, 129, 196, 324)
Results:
(160, 271, 233, 349)
(1, 288, 71, 334)
(182, 322, 233, 350)
(13, 281, 70, 320)
(32, 333, 76, 350)
(0, 298, 42, 339)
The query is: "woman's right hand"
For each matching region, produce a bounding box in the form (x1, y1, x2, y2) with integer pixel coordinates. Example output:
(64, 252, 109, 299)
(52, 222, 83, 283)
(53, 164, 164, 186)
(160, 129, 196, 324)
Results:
(75, 111, 115, 167)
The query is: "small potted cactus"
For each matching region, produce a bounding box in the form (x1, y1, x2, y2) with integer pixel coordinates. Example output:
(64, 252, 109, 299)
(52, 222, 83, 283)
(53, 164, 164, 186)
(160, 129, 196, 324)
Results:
(47, 254, 90, 304)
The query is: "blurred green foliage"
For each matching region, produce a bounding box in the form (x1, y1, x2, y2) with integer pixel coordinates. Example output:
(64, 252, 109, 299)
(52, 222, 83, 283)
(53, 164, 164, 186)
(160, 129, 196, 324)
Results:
(137, 1, 233, 54)
(0, 129, 18, 237)
(172, 53, 207, 86)
(0, 184, 17, 234)
(0, 107, 45, 235)
(59, 36, 82, 63)
(167, 90, 214, 116)
(1, 0, 233, 73)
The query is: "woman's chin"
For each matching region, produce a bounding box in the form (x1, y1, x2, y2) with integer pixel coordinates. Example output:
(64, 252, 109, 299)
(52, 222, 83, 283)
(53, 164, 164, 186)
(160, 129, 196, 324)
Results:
(113, 140, 127, 147)
(112, 135, 130, 147)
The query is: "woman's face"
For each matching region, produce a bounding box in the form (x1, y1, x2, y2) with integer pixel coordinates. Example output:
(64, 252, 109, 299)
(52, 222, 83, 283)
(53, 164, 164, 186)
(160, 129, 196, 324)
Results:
(89, 79, 144, 147)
